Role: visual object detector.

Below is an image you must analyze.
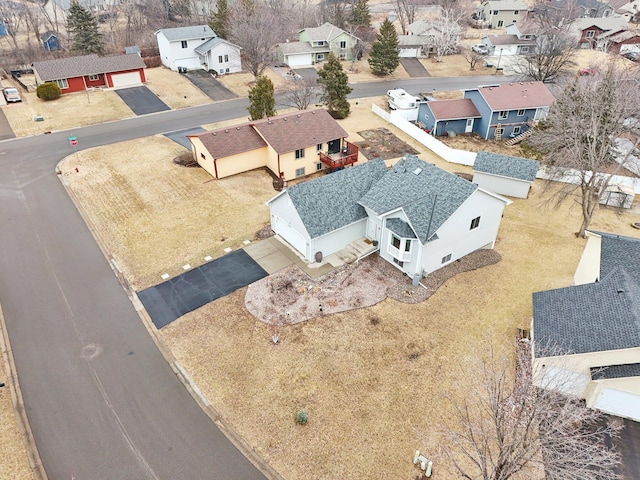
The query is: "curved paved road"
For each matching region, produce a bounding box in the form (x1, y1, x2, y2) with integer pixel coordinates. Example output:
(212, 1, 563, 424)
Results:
(0, 76, 512, 479)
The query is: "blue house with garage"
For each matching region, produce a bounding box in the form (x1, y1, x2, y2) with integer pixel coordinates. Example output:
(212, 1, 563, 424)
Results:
(417, 81, 555, 140)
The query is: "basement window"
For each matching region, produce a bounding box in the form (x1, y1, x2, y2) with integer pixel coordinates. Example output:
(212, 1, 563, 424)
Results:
(295, 167, 305, 177)
(442, 253, 452, 264)
(470, 216, 481, 230)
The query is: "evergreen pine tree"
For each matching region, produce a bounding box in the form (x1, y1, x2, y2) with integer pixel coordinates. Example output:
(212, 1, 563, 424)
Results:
(350, 0, 371, 27)
(248, 76, 276, 120)
(208, 0, 231, 38)
(66, 0, 104, 55)
(317, 52, 352, 119)
(368, 18, 399, 76)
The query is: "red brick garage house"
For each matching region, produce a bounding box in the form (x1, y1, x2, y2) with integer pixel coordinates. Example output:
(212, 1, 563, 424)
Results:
(33, 53, 146, 93)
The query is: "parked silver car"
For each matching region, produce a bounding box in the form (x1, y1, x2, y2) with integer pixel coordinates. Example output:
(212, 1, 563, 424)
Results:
(471, 44, 489, 55)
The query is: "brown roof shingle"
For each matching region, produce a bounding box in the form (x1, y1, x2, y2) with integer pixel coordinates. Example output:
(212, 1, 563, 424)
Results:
(427, 99, 481, 120)
(190, 124, 267, 159)
(33, 54, 145, 81)
(476, 81, 555, 110)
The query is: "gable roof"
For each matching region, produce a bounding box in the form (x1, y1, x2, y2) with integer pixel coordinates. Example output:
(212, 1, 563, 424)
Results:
(281, 158, 389, 238)
(155, 25, 216, 42)
(483, 34, 537, 46)
(533, 231, 640, 357)
(40, 31, 57, 42)
(569, 17, 629, 32)
(252, 109, 348, 154)
(189, 109, 348, 158)
(473, 151, 540, 182)
(33, 54, 145, 81)
(481, 0, 528, 10)
(472, 81, 555, 111)
(298, 22, 356, 42)
(194, 36, 240, 55)
(277, 41, 326, 55)
(426, 99, 481, 121)
(358, 155, 479, 243)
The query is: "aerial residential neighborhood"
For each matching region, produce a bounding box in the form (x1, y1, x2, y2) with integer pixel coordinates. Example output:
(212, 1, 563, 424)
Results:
(0, 0, 639, 478)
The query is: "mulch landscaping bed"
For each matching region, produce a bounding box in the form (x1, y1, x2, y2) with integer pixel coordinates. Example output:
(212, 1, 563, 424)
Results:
(355, 127, 420, 160)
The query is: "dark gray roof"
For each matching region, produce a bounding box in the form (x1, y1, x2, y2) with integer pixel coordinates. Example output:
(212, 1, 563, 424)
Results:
(33, 54, 145, 81)
(155, 25, 215, 42)
(596, 231, 640, 286)
(358, 155, 478, 243)
(533, 267, 640, 357)
(474, 151, 540, 182)
(386, 218, 417, 238)
(124, 46, 141, 55)
(591, 363, 640, 380)
(40, 31, 57, 42)
(285, 158, 388, 239)
(194, 37, 240, 55)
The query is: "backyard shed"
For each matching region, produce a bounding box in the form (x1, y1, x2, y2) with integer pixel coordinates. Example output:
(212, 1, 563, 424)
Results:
(472, 151, 539, 198)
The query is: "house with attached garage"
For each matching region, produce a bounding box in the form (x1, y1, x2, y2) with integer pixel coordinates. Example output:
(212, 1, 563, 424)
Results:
(532, 231, 640, 422)
(276, 23, 360, 67)
(481, 23, 538, 56)
(471, 0, 528, 28)
(267, 155, 511, 278)
(32, 53, 146, 93)
(155, 25, 241, 74)
(187, 108, 360, 181)
(418, 99, 481, 136)
(570, 17, 629, 49)
(472, 151, 540, 198)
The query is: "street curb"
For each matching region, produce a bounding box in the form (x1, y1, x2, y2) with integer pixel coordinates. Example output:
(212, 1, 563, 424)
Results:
(56, 156, 284, 480)
(0, 302, 48, 480)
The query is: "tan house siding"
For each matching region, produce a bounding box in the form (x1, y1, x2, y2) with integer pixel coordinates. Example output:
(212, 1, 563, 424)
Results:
(216, 148, 268, 178)
(190, 137, 217, 178)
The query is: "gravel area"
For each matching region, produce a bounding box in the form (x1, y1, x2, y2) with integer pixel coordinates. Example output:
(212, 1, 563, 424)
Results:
(245, 249, 501, 325)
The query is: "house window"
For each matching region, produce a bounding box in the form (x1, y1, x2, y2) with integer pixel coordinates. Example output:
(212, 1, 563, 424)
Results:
(497, 20, 504, 27)
(391, 234, 401, 249)
(200, 153, 205, 159)
(224, 54, 229, 62)
(317, 53, 325, 61)
(88, 74, 99, 81)
(492, 10, 498, 14)
(404, 239, 411, 252)
(513, 9, 519, 14)
(295, 148, 305, 159)
(442, 253, 452, 264)
(340, 40, 347, 49)
(513, 126, 521, 135)
(470, 216, 481, 230)
(521, 46, 529, 53)
(55, 78, 68, 89)
(225, 68, 229, 73)
(218, 55, 223, 62)
(586, 30, 595, 38)
(316, 163, 323, 171)
(181, 40, 188, 48)
(317, 143, 323, 151)
(517, 109, 525, 116)
(392, 257, 404, 267)
(295, 167, 305, 177)
(498, 110, 508, 119)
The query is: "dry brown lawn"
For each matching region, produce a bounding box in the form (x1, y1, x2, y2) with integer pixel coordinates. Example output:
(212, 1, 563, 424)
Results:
(144, 67, 212, 109)
(58, 101, 640, 479)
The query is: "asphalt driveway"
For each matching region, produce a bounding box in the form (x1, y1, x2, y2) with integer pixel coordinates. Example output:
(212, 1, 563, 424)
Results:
(164, 127, 206, 149)
(294, 67, 318, 83)
(137, 249, 268, 328)
(400, 58, 430, 78)
(116, 85, 171, 115)
(183, 70, 237, 101)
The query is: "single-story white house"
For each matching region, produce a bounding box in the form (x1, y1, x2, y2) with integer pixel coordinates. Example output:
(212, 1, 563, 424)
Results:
(532, 231, 640, 421)
(155, 24, 241, 74)
(267, 155, 511, 279)
(472, 151, 540, 199)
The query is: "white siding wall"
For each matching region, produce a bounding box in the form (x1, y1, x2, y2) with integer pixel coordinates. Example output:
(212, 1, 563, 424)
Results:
(164, 37, 201, 71)
(207, 43, 242, 73)
(420, 190, 507, 275)
(157, 34, 173, 69)
(269, 192, 311, 258)
(574, 232, 602, 285)
(379, 212, 421, 276)
(311, 220, 368, 262)
(472, 172, 532, 198)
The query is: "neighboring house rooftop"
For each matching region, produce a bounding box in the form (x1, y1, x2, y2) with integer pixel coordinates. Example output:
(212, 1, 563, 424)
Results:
(533, 232, 640, 357)
(427, 99, 481, 120)
(298, 22, 357, 42)
(40, 31, 57, 42)
(191, 109, 348, 158)
(570, 17, 629, 31)
(484, 34, 537, 46)
(155, 25, 216, 42)
(481, 0, 528, 10)
(398, 35, 433, 47)
(194, 36, 240, 55)
(124, 46, 141, 55)
(33, 54, 146, 81)
(284, 158, 389, 238)
(474, 151, 540, 182)
(473, 81, 555, 111)
(358, 155, 478, 243)
(277, 41, 324, 55)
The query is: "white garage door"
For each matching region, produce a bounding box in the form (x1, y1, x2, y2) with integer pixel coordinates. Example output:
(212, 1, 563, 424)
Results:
(593, 388, 640, 421)
(272, 215, 307, 255)
(399, 48, 418, 58)
(111, 71, 142, 88)
(286, 54, 313, 67)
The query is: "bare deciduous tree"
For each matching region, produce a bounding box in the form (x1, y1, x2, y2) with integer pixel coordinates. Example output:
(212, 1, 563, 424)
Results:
(439, 339, 623, 480)
(462, 46, 484, 70)
(393, 0, 419, 34)
(279, 77, 318, 110)
(430, 6, 463, 62)
(530, 64, 640, 237)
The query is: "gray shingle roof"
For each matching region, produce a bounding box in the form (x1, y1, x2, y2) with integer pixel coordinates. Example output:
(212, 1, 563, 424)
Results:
(278, 42, 328, 55)
(386, 218, 417, 238)
(194, 37, 240, 55)
(285, 158, 388, 238)
(591, 363, 640, 380)
(299, 22, 353, 42)
(474, 151, 540, 182)
(155, 25, 215, 42)
(533, 267, 640, 357)
(597, 232, 640, 286)
(33, 54, 145, 82)
(358, 155, 477, 243)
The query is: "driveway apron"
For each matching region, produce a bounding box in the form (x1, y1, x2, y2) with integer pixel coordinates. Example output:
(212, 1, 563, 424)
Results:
(115, 86, 171, 115)
(0, 109, 15, 140)
(183, 70, 237, 101)
(164, 127, 206, 149)
(138, 249, 268, 328)
(400, 58, 430, 77)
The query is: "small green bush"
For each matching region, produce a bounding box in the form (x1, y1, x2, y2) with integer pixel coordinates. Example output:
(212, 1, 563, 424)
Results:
(295, 409, 308, 425)
(37, 82, 62, 101)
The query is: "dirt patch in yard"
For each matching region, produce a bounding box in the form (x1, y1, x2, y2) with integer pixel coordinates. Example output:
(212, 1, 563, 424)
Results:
(355, 127, 420, 160)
